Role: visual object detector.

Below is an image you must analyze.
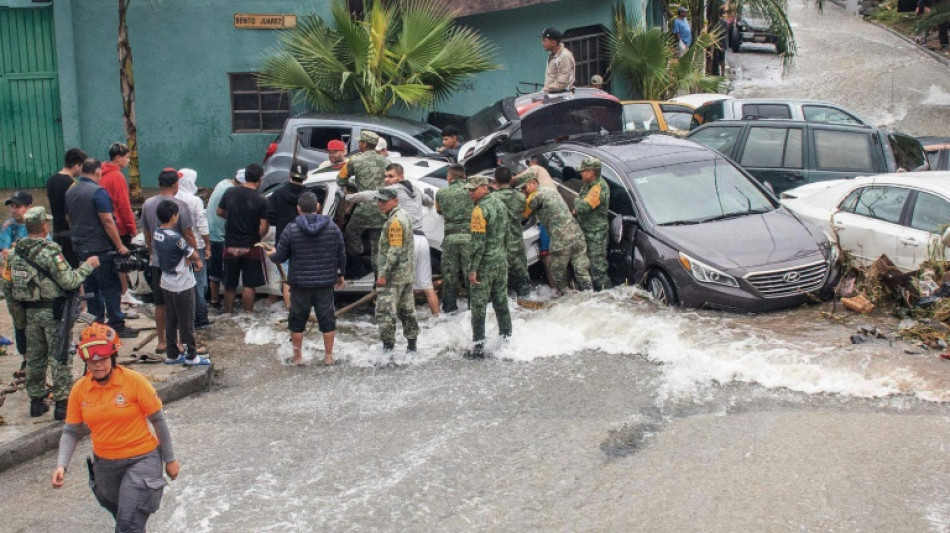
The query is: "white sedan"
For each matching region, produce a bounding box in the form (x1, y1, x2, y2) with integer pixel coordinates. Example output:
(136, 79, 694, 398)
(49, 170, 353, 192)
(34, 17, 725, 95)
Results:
(780, 171, 950, 272)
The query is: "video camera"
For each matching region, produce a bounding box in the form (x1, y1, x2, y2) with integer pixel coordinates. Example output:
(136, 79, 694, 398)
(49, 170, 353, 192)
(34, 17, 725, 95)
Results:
(112, 244, 150, 273)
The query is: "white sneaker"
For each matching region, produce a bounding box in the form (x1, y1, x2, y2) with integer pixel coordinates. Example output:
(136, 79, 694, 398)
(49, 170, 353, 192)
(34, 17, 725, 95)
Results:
(122, 292, 143, 307)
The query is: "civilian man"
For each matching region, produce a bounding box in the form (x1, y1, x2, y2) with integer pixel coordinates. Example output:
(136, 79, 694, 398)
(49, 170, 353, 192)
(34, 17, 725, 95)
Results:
(217, 164, 269, 313)
(266, 162, 309, 309)
(205, 168, 241, 308)
(65, 159, 138, 337)
(99, 142, 141, 306)
(541, 27, 575, 93)
(46, 147, 87, 267)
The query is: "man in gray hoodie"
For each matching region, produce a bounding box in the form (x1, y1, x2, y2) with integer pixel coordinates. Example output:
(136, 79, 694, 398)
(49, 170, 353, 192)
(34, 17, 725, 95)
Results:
(345, 163, 439, 317)
(267, 192, 345, 365)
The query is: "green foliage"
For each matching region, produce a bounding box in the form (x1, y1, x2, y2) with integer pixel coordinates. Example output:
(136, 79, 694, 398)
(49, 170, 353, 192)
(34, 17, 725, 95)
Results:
(609, 4, 723, 100)
(914, 4, 950, 34)
(259, 0, 499, 115)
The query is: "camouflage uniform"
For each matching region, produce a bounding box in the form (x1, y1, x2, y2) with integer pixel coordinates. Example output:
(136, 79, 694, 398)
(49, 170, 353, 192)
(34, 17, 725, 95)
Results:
(338, 131, 390, 270)
(9, 209, 94, 401)
(435, 178, 473, 312)
(493, 186, 530, 298)
(375, 197, 419, 345)
(574, 159, 611, 291)
(467, 178, 512, 344)
(521, 183, 593, 293)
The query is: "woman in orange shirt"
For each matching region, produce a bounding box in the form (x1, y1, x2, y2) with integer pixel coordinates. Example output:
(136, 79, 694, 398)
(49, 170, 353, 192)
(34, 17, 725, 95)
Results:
(52, 324, 180, 533)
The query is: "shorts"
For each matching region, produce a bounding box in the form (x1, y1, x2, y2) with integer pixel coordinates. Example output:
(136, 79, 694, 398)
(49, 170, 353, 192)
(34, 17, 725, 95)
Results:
(288, 286, 336, 333)
(223, 247, 266, 289)
(149, 266, 166, 306)
(412, 234, 433, 290)
(208, 242, 224, 282)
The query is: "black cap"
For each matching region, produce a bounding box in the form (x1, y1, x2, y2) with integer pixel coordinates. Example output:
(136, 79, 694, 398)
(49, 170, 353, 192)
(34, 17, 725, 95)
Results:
(441, 125, 459, 137)
(541, 27, 562, 41)
(289, 162, 309, 181)
(5, 191, 32, 206)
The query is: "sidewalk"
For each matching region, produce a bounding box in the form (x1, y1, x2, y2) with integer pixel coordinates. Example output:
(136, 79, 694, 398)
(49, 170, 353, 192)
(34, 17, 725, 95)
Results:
(0, 300, 213, 473)
(828, 0, 950, 68)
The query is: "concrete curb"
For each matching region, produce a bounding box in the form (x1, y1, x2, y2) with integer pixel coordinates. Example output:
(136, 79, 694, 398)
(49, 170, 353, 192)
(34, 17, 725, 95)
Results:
(0, 364, 213, 474)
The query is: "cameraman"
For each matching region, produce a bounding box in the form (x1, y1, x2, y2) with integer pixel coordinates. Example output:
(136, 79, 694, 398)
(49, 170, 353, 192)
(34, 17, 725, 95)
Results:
(141, 169, 199, 355)
(65, 159, 138, 338)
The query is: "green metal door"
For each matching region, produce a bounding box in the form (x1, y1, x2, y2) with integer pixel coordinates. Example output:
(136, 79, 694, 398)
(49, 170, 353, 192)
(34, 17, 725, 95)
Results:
(0, 7, 63, 189)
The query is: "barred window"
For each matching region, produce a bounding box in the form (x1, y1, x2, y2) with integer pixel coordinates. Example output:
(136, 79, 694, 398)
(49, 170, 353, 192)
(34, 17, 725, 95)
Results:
(563, 25, 609, 90)
(229, 73, 290, 133)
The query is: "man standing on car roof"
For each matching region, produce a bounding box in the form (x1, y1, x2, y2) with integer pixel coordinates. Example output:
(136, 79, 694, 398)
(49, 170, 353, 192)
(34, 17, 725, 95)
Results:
(541, 27, 575, 93)
(338, 130, 390, 274)
(466, 176, 511, 359)
(491, 167, 530, 299)
(573, 158, 611, 291)
(435, 165, 473, 314)
(374, 188, 419, 354)
(516, 173, 593, 294)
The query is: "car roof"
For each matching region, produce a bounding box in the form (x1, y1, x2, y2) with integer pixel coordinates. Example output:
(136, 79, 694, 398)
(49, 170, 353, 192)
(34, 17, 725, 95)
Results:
(918, 136, 950, 149)
(300, 156, 447, 186)
(692, 119, 878, 132)
(565, 132, 717, 171)
(669, 93, 732, 108)
(621, 100, 694, 108)
(847, 171, 950, 195)
(288, 113, 436, 134)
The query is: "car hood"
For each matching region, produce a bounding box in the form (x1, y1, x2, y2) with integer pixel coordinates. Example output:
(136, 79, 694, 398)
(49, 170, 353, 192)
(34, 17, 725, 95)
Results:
(739, 16, 771, 32)
(657, 208, 827, 271)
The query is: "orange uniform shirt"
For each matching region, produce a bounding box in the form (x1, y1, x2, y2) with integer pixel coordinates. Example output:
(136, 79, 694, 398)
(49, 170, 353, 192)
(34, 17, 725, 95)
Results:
(65, 365, 163, 460)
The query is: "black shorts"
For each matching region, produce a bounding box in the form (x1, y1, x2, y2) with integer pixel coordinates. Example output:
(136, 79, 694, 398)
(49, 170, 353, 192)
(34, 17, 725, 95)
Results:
(223, 254, 266, 289)
(149, 266, 166, 306)
(288, 286, 336, 333)
(208, 242, 224, 282)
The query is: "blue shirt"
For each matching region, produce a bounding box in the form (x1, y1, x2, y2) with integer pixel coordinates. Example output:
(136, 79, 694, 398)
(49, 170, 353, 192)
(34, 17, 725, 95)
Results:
(673, 17, 692, 47)
(78, 176, 114, 214)
(0, 219, 27, 251)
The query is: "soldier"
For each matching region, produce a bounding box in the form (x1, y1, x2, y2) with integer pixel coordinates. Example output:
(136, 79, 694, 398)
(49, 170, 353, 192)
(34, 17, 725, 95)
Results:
(516, 173, 593, 293)
(435, 164, 473, 313)
(338, 130, 390, 274)
(374, 188, 419, 353)
(466, 176, 512, 359)
(492, 167, 530, 299)
(9, 207, 99, 419)
(573, 158, 611, 291)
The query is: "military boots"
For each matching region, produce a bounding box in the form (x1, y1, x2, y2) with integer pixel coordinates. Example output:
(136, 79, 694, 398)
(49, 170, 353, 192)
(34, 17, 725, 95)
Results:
(30, 397, 49, 417)
(54, 400, 68, 421)
(407, 338, 417, 352)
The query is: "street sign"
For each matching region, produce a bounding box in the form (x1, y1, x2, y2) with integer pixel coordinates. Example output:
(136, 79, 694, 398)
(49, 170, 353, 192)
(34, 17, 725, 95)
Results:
(233, 14, 297, 29)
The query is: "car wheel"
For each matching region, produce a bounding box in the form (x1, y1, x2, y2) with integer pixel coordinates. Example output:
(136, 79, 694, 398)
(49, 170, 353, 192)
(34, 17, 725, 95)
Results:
(730, 25, 741, 53)
(646, 270, 678, 306)
(775, 39, 788, 55)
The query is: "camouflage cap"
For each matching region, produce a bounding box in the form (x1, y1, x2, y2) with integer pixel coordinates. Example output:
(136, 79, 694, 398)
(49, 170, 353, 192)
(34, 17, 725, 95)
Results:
(23, 206, 52, 225)
(464, 176, 490, 190)
(579, 157, 602, 171)
(360, 130, 380, 145)
(513, 170, 539, 190)
(374, 187, 398, 201)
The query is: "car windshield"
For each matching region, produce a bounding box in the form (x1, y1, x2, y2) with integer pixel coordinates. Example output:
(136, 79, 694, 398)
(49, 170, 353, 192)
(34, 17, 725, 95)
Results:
(413, 127, 445, 151)
(630, 159, 775, 225)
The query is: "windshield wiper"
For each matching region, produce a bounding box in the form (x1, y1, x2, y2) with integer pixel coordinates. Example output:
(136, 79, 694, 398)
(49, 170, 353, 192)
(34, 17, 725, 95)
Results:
(660, 219, 703, 226)
(694, 208, 772, 223)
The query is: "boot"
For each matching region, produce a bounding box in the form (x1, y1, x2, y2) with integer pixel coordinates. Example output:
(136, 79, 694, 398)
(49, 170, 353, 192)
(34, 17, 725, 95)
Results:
(30, 397, 49, 418)
(465, 343, 485, 360)
(54, 400, 68, 421)
(382, 342, 394, 351)
(407, 338, 417, 352)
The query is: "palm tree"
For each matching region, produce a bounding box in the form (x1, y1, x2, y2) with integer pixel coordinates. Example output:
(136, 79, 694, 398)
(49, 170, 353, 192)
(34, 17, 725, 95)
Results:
(259, 0, 499, 115)
(117, 0, 142, 202)
(609, 4, 722, 100)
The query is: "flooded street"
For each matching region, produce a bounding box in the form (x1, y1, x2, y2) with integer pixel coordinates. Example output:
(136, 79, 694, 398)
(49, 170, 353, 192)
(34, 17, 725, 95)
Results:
(3, 3, 950, 532)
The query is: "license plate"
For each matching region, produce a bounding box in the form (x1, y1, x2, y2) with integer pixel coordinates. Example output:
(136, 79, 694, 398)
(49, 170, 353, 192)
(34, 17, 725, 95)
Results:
(753, 35, 766, 43)
(741, 32, 754, 39)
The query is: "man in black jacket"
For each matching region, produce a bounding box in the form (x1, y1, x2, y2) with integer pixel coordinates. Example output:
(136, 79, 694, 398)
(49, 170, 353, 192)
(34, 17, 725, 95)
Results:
(266, 162, 308, 309)
(267, 192, 345, 366)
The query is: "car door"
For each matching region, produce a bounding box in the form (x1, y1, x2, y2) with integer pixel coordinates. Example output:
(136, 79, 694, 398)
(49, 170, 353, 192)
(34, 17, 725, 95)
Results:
(623, 103, 662, 132)
(831, 185, 911, 268)
(659, 103, 694, 133)
(736, 125, 805, 194)
(893, 190, 950, 271)
(801, 104, 865, 126)
(808, 127, 882, 184)
(738, 103, 792, 120)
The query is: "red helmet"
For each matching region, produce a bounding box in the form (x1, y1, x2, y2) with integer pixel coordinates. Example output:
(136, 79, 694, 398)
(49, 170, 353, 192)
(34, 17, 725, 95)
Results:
(77, 323, 122, 362)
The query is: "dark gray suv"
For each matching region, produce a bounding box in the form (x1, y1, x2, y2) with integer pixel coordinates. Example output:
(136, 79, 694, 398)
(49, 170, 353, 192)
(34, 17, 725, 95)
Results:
(504, 133, 837, 312)
(260, 113, 443, 192)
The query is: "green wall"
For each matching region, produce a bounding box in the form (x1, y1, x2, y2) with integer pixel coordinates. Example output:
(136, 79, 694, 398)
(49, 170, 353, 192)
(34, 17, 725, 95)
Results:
(56, 0, 639, 187)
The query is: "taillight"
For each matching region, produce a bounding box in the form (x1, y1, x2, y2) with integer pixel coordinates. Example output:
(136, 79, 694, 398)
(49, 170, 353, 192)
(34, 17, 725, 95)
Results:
(263, 142, 278, 163)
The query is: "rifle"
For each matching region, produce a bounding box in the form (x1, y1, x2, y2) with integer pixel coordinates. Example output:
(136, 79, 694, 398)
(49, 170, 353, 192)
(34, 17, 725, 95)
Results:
(54, 291, 90, 365)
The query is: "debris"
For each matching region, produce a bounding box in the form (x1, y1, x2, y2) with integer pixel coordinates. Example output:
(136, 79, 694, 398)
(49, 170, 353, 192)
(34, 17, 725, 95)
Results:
(898, 319, 919, 330)
(850, 334, 888, 345)
(941, 353, 950, 361)
(842, 295, 875, 314)
(898, 324, 950, 350)
(857, 325, 887, 339)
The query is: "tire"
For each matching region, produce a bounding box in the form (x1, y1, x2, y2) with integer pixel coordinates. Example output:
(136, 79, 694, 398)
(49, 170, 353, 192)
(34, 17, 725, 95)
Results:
(646, 270, 678, 306)
(775, 40, 787, 55)
(730, 25, 742, 53)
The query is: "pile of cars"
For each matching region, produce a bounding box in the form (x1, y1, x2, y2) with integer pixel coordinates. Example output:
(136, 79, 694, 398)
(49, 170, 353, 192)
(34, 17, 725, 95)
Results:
(249, 90, 942, 312)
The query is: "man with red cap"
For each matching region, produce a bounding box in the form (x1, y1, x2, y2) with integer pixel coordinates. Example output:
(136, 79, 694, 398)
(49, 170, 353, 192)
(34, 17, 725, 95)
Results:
(317, 139, 347, 171)
(53, 323, 179, 533)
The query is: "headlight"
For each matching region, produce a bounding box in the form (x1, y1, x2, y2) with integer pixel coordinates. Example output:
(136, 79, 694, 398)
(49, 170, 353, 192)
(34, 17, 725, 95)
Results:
(678, 253, 739, 287)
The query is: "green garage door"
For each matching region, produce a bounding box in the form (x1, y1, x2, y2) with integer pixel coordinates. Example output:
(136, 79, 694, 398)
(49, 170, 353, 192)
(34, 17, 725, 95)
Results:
(0, 7, 63, 189)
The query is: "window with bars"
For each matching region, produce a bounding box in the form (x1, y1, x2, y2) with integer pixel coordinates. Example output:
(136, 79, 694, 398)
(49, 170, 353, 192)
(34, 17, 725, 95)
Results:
(229, 73, 290, 133)
(562, 25, 609, 89)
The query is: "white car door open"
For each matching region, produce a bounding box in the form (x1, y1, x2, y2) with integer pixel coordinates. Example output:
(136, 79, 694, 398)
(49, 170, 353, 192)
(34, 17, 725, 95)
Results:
(832, 186, 909, 268)
(895, 191, 950, 271)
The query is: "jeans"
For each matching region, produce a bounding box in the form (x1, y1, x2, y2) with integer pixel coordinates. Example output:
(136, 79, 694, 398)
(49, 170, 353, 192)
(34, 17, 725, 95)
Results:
(193, 260, 209, 326)
(79, 251, 125, 329)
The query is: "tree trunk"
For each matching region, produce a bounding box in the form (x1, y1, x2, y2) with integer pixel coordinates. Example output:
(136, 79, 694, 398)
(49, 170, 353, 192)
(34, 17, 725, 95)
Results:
(118, 0, 142, 203)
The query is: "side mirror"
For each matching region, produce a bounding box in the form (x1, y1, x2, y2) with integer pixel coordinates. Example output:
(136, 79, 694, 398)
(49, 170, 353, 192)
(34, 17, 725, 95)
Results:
(622, 215, 638, 224)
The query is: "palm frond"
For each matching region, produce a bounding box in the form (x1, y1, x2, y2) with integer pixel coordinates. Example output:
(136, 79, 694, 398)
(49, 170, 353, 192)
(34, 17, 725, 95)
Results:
(915, 4, 950, 33)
